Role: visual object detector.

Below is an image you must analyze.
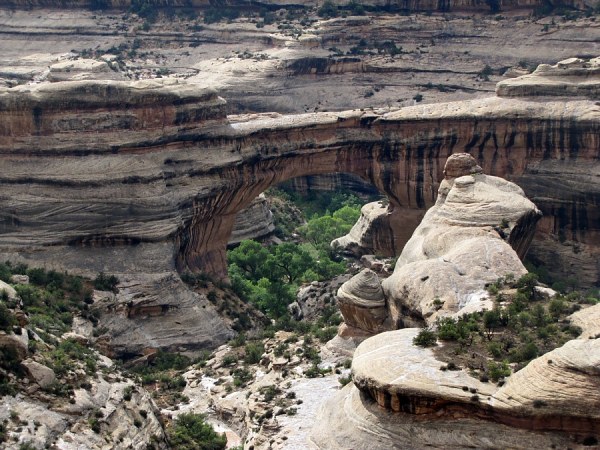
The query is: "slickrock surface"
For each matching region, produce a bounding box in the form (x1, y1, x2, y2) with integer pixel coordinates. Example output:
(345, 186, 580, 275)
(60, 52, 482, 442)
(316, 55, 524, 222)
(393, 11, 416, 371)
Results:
(490, 338, 600, 433)
(352, 329, 496, 406)
(497, 56, 600, 98)
(382, 153, 541, 324)
(312, 327, 600, 449)
(311, 381, 583, 449)
(569, 303, 600, 339)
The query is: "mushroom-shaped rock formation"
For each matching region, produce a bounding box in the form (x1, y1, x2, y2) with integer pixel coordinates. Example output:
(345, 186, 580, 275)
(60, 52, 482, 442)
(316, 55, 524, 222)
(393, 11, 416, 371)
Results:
(336, 268, 388, 335)
(381, 152, 541, 326)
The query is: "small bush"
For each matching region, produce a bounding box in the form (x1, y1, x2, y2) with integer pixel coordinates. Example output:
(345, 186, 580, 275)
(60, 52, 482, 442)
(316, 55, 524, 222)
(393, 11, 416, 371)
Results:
(318, 0, 339, 18)
(0, 302, 16, 332)
(413, 328, 437, 347)
(487, 360, 511, 382)
(93, 273, 119, 292)
(244, 342, 264, 364)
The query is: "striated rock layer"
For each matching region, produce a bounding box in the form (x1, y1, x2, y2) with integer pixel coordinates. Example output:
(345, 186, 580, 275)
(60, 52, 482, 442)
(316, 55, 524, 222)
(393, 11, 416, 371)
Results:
(497, 57, 600, 99)
(312, 329, 599, 449)
(0, 0, 594, 12)
(0, 78, 598, 283)
(336, 268, 388, 334)
(0, 65, 599, 352)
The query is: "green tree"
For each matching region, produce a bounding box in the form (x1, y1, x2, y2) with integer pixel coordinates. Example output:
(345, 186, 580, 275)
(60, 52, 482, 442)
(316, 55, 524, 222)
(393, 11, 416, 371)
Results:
(516, 273, 539, 300)
(318, 0, 339, 18)
(0, 302, 15, 332)
(301, 211, 358, 253)
(266, 243, 313, 284)
(169, 413, 226, 450)
(483, 308, 503, 340)
(413, 328, 437, 347)
(227, 240, 270, 282)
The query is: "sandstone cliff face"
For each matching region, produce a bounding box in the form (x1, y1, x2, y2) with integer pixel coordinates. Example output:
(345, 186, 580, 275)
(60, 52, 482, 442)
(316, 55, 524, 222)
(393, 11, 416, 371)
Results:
(0, 0, 590, 11)
(229, 194, 275, 245)
(497, 57, 600, 99)
(2, 78, 597, 281)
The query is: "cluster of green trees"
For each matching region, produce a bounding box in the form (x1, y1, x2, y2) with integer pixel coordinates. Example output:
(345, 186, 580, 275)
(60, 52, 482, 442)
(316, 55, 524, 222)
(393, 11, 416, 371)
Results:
(0, 262, 100, 339)
(168, 413, 226, 450)
(228, 198, 361, 318)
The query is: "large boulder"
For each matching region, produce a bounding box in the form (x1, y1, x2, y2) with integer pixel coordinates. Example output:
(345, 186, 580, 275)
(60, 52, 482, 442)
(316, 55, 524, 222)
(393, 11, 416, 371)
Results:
(312, 329, 598, 450)
(0, 280, 18, 301)
(21, 359, 56, 388)
(336, 269, 388, 334)
(331, 201, 393, 257)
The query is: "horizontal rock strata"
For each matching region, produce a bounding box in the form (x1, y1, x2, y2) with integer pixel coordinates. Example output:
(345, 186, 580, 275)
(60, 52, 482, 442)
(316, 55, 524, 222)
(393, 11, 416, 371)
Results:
(312, 330, 599, 449)
(497, 57, 600, 99)
(0, 78, 597, 282)
(0, 70, 598, 351)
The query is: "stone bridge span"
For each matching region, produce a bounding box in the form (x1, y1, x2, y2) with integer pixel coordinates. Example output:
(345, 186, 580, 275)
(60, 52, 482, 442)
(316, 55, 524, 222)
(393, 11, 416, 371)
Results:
(0, 80, 598, 285)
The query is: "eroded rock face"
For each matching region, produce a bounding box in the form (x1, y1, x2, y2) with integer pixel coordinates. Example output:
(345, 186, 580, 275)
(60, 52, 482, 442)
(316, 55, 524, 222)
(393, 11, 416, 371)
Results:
(0, 378, 168, 449)
(21, 359, 56, 389)
(332, 201, 395, 257)
(381, 153, 541, 325)
(229, 194, 275, 245)
(0, 63, 599, 352)
(490, 338, 600, 434)
(1, 78, 597, 283)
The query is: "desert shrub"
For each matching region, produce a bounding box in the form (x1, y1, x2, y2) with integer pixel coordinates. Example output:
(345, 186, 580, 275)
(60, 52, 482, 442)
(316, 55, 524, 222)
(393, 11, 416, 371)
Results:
(487, 360, 511, 381)
(168, 413, 226, 449)
(0, 302, 16, 332)
(244, 342, 264, 364)
(93, 272, 119, 292)
(318, 0, 339, 18)
(413, 328, 437, 347)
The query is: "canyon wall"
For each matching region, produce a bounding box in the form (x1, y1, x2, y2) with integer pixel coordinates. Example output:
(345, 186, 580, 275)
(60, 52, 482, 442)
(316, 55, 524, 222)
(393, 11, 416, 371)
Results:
(0, 76, 599, 285)
(0, 0, 595, 12)
(0, 64, 598, 354)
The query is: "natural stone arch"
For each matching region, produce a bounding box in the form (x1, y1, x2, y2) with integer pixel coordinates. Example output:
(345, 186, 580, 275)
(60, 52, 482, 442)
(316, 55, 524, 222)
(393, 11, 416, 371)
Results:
(0, 80, 598, 286)
(173, 144, 441, 279)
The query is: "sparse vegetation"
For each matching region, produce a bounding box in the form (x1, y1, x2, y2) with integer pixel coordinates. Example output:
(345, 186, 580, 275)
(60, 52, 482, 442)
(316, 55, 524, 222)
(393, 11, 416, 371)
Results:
(413, 328, 438, 347)
(428, 273, 591, 381)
